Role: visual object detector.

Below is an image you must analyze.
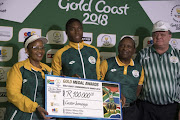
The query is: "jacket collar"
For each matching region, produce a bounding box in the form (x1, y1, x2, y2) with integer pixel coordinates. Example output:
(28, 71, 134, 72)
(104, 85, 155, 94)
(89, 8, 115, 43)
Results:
(69, 41, 84, 50)
(151, 45, 172, 54)
(24, 58, 50, 72)
(115, 56, 134, 66)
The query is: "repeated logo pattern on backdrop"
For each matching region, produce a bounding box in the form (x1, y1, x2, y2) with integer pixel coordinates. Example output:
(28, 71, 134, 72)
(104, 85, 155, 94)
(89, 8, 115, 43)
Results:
(0, 26, 13, 41)
(0, 0, 180, 119)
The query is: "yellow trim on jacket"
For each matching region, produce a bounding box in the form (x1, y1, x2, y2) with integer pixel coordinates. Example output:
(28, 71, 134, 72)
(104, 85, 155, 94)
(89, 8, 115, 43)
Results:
(100, 56, 144, 85)
(51, 41, 101, 80)
(6, 58, 52, 113)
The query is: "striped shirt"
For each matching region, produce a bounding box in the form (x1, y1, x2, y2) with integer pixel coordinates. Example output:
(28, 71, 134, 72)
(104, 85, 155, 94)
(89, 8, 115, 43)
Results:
(136, 45, 180, 105)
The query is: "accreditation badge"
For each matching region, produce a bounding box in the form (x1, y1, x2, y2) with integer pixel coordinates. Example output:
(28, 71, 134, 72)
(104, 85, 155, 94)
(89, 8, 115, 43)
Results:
(170, 56, 178, 63)
(132, 70, 139, 78)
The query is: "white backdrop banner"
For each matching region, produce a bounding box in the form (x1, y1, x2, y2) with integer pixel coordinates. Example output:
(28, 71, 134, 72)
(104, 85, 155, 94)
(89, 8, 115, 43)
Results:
(0, 0, 42, 23)
(139, 1, 180, 33)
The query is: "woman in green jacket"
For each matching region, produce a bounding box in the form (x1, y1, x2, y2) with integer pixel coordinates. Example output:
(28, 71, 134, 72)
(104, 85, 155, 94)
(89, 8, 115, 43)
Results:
(5, 34, 52, 120)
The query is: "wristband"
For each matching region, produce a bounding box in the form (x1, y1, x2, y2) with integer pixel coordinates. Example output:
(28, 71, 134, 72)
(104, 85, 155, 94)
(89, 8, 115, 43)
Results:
(36, 105, 40, 110)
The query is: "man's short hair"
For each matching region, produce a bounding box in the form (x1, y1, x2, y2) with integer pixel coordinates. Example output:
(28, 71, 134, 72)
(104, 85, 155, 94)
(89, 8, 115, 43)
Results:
(66, 18, 83, 31)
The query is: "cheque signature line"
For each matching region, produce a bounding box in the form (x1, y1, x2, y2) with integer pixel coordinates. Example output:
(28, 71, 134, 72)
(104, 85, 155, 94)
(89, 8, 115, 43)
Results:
(63, 107, 102, 111)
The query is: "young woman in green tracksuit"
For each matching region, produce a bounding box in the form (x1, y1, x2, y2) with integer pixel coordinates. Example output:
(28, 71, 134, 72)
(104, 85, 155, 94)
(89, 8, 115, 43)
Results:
(52, 18, 100, 80)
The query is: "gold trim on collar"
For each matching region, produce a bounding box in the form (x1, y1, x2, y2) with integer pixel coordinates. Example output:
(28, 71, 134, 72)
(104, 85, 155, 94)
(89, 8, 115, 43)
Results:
(115, 56, 134, 66)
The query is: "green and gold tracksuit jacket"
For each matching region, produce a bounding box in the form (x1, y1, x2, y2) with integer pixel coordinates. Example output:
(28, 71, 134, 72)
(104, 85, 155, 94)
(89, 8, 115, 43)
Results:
(100, 56, 144, 103)
(51, 41, 101, 80)
(4, 59, 52, 120)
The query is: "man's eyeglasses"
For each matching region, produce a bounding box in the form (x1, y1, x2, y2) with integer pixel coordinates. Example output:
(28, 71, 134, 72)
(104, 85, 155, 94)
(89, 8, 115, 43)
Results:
(31, 46, 45, 51)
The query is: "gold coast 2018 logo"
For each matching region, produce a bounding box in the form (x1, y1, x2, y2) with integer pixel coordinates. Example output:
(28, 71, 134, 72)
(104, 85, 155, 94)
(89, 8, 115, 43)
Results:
(171, 5, 180, 30)
(58, 0, 130, 26)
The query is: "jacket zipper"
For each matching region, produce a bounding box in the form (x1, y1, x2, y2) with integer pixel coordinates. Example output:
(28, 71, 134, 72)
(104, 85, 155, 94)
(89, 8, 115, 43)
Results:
(10, 110, 17, 120)
(30, 70, 38, 120)
(78, 43, 86, 79)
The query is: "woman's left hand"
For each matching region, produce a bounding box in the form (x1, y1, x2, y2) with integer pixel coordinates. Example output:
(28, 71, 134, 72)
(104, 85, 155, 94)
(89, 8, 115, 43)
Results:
(37, 106, 52, 119)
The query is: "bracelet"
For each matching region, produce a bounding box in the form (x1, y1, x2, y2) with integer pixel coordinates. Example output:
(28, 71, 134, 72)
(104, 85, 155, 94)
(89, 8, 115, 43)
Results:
(37, 105, 40, 109)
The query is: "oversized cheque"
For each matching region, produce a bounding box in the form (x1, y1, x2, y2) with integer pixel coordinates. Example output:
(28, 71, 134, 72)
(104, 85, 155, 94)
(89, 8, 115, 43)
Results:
(45, 75, 122, 120)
